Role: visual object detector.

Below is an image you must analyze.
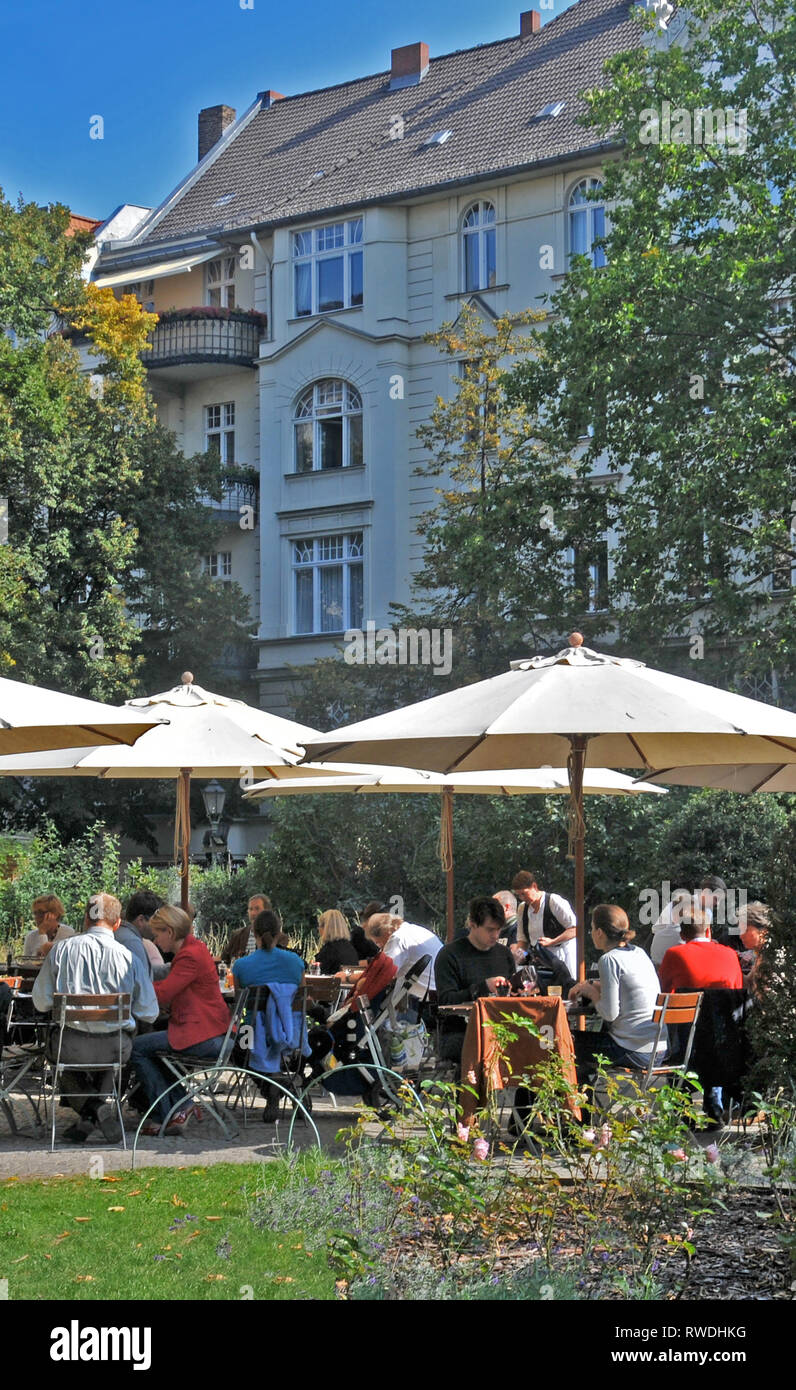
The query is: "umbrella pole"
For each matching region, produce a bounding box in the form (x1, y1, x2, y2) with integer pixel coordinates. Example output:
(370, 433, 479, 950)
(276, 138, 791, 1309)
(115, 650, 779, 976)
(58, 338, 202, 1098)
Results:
(440, 786, 456, 942)
(568, 737, 588, 983)
(176, 768, 192, 913)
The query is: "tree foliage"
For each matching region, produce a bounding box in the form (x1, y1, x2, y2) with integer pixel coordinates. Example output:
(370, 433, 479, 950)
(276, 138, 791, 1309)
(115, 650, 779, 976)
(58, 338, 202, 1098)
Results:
(508, 0, 796, 689)
(0, 191, 254, 838)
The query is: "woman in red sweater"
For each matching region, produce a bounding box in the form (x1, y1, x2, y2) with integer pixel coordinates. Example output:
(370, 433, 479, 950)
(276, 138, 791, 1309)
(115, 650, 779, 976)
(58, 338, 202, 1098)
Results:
(130, 906, 230, 1135)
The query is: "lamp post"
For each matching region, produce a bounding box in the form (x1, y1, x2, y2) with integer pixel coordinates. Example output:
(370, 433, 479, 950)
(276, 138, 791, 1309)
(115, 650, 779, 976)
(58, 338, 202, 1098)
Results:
(201, 779, 227, 865)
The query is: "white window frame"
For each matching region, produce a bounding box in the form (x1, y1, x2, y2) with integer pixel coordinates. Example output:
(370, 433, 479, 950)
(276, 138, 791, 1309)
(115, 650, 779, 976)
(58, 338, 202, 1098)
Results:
(293, 218, 364, 317)
(205, 256, 237, 308)
(293, 380, 363, 473)
(202, 551, 232, 579)
(568, 178, 607, 269)
(205, 402, 236, 465)
(462, 201, 497, 292)
(292, 531, 364, 635)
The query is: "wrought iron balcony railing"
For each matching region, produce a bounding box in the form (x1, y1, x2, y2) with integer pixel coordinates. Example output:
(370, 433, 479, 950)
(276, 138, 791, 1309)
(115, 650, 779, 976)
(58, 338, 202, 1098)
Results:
(146, 308, 267, 369)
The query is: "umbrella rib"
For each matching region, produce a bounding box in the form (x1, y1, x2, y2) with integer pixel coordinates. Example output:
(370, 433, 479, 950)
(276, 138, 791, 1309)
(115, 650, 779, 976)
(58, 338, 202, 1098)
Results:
(749, 765, 786, 793)
(626, 734, 650, 767)
(448, 736, 488, 772)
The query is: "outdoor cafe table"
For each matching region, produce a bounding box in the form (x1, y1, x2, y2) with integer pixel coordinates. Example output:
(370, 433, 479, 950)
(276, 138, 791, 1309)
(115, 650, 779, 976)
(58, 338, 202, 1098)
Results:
(456, 995, 579, 1123)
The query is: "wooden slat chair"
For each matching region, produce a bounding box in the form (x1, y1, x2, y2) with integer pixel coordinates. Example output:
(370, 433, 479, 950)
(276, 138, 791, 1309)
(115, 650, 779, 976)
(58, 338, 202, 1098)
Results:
(50, 993, 130, 1152)
(594, 992, 704, 1116)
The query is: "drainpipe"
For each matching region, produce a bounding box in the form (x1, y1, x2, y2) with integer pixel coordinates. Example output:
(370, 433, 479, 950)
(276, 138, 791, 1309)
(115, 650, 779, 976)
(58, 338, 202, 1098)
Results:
(249, 230, 271, 339)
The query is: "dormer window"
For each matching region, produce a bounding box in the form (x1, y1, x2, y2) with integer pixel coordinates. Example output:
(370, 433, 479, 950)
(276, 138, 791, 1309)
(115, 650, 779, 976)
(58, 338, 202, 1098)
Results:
(462, 201, 496, 291)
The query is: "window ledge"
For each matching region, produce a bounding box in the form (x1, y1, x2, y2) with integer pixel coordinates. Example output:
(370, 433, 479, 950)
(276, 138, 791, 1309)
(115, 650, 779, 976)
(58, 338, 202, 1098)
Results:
(287, 306, 364, 326)
(285, 466, 366, 480)
(444, 284, 510, 301)
(550, 273, 567, 282)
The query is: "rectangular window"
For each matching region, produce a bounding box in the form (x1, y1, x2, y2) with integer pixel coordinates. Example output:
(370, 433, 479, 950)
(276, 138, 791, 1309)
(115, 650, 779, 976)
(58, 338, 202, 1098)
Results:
(292, 531, 364, 634)
(206, 256, 237, 309)
(205, 402, 235, 465)
(293, 218, 364, 317)
(202, 552, 232, 579)
(572, 541, 609, 612)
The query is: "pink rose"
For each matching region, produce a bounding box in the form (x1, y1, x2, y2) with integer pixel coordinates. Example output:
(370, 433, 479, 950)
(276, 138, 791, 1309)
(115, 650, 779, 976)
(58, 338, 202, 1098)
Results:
(466, 1069, 477, 1085)
(472, 1138, 490, 1161)
(457, 1123, 470, 1143)
(598, 1125, 612, 1148)
(704, 1143, 720, 1165)
(582, 1128, 597, 1143)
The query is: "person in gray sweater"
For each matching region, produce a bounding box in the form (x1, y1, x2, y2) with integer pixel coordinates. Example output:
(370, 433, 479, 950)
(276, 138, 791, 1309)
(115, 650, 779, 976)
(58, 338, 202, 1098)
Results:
(568, 903, 667, 1084)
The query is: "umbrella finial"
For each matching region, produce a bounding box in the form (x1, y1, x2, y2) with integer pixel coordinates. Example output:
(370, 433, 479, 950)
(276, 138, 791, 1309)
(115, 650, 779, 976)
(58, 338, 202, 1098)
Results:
(568, 632, 584, 648)
(181, 671, 194, 686)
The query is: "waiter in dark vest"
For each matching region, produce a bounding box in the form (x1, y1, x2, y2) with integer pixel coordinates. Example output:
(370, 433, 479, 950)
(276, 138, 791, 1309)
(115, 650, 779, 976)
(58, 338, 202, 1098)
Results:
(511, 870, 577, 981)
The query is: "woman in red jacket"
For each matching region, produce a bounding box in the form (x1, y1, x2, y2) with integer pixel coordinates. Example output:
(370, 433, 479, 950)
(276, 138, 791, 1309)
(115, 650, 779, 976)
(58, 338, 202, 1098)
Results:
(130, 906, 230, 1135)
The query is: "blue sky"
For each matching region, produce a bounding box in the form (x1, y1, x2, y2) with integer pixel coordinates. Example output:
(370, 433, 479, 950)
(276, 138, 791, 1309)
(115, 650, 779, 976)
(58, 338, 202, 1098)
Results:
(0, 0, 575, 220)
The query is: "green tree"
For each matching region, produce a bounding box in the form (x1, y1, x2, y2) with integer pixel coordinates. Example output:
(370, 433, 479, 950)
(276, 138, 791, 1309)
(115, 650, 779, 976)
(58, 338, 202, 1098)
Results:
(509, 0, 796, 691)
(0, 191, 254, 838)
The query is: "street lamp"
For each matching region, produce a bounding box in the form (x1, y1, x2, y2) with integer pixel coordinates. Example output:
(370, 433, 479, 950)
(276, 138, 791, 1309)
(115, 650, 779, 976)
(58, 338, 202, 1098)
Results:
(201, 779, 228, 865)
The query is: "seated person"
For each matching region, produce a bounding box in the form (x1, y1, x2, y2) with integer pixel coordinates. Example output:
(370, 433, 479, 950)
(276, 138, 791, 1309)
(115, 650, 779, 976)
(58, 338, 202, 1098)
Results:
(231, 910, 306, 1121)
(223, 893, 272, 965)
(232, 910, 306, 993)
(364, 911, 441, 1017)
(658, 909, 742, 994)
(22, 894, 75, 958)
(569, 904, 667, 1085)
(739, 900, 780, 996)
(434, 897, 514, 1063)
(131, 906, 231, 1135)
(350, 901, 383, 962)
(305, 946, 398, 1101)
(118, 890, 166, 979)
(314, 909, 359, 975)
(32, 893, 158, 1143)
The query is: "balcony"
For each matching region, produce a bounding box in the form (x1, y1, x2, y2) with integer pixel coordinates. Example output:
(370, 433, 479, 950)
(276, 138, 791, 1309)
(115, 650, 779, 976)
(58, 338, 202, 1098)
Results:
(145, 307, 268, 380)
(197, 469, 259, 524)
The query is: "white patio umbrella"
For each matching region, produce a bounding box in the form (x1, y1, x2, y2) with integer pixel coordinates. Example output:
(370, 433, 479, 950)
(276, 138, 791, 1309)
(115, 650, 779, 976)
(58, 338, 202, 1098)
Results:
(245, 763, 667, 940)
(297, 633, 796, 972)
(0, 673, 320, 909)
(0, 673, 165, 755)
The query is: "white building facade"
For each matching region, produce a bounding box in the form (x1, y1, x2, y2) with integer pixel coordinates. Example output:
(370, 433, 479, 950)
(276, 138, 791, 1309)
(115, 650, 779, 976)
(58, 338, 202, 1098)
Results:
(91, 0, 645, 715)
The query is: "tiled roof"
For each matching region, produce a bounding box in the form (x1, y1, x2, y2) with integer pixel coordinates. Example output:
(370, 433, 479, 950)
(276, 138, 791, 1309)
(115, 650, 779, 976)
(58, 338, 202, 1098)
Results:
(132, 0, 644, 248)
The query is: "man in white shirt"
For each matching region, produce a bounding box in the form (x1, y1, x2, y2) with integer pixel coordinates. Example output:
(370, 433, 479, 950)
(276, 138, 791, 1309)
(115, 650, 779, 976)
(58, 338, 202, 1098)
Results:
(33, 891, 158, 1143)
(364, 912, 442, 1001)
(511, 871, 577, 979)
(22, 893, 76, 958)
(650, 888, 713, 966)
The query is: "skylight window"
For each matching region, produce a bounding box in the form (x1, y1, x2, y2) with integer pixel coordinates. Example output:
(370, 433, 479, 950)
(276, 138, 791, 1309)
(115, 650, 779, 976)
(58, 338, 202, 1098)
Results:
(213, 193, 236, 207)
(422, 129, 453, 147)
(536, 101, 566, 118)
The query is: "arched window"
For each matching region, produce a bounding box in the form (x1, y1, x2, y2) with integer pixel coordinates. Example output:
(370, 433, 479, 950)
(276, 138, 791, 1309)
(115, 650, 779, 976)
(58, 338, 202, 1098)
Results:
(293, 379, 363, 473)
(568, 178, 606, 268)
(462, 201, 497, 291)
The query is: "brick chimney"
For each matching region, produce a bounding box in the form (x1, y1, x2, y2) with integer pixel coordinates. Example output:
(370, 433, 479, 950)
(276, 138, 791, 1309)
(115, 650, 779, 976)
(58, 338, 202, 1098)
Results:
(198, 105, 236, 161)
(258, 90, 285, 108)
(520, 10, 541, 36)
(390, 42, 429, 89)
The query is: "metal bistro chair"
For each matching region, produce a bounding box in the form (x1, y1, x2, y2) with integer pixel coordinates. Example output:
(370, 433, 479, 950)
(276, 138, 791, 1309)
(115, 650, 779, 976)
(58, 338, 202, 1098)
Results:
(154, 990, 248, 1139)
(237, 983, 310, 1125)
(350, 954, 433, 1106)
(50, 993, 130, 1152)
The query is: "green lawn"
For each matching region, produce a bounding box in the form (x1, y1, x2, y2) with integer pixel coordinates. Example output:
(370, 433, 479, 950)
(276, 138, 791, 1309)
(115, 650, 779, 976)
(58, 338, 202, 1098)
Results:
(0, 1161, 338, 1300)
